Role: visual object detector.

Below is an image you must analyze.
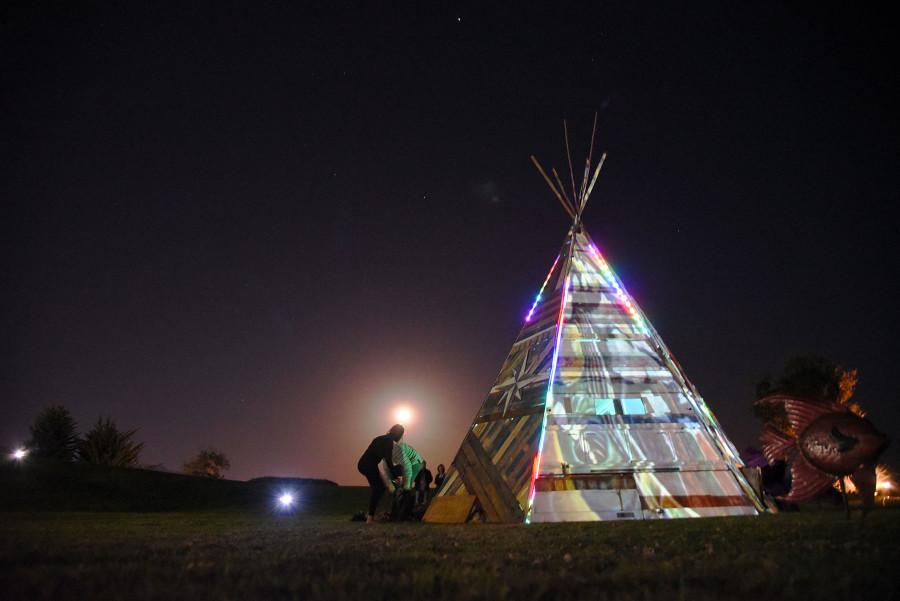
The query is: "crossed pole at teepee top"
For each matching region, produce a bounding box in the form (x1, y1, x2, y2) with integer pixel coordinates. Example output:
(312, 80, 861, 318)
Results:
(530, 112, 608, 226)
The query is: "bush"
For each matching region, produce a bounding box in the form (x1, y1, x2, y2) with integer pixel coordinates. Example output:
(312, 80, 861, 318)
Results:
(78, 418, 144, 467)
(29, 405, 79, 461)
(183, 448, 230, 479)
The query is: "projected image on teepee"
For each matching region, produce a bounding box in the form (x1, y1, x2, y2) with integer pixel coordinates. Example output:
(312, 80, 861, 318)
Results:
(425, 119, 764, 524)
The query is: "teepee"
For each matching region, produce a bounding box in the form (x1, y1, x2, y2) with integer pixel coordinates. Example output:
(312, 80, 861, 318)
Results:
(426, 120, 762, 523)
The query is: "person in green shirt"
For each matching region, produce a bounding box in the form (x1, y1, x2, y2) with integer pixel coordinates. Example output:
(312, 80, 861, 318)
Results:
(397, 442, 424, 491)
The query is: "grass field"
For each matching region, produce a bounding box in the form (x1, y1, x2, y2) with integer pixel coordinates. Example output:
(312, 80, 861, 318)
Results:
(3, 507, 899, 600)
(1, 463, 898, 600)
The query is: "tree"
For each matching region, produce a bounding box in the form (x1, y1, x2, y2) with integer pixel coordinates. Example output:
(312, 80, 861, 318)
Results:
(78, 417, 144, 467)
(755, 355, 845, 403)
(753, 354, 861, 435)
(183, 448, 230, 479)
(28, 405, 79, 461)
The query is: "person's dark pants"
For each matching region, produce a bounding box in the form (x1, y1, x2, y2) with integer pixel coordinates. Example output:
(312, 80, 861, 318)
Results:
(358, 461, 385, 517)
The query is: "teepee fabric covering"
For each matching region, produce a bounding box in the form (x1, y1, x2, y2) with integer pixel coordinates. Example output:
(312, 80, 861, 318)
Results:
(435, 226, 761, 522)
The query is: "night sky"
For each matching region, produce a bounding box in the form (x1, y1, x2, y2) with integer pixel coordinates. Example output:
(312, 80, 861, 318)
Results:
(3, 4, 898, 483)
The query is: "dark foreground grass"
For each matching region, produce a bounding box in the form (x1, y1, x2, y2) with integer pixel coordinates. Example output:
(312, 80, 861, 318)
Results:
(2, 507, 898, 601)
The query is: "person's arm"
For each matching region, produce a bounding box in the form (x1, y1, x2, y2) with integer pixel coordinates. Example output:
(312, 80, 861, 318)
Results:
(377, 460, 395, 491)
(390, 442, 405, 487)
(380, 439, 396, 472)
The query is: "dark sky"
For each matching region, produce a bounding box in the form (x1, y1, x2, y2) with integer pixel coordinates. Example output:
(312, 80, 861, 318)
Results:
(3, 4, 898, 483)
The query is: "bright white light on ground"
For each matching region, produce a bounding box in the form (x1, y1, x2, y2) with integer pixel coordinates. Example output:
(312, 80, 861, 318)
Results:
(11, 448, 27, 461)
(394, 406, 413, 424)
(879, 481, 892, 491)
(278, 492, 295, 508)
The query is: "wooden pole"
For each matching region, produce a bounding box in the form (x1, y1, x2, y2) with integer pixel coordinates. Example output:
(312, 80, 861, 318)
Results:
(530, 155, 576, 219)
(580, 112, 599, 211)
(563, 120, 578, 208)
(551, 167, 577, 217)
(582, 152, 608, 210)
(586, 112, 598, 173)
(578, 159, 591, 212)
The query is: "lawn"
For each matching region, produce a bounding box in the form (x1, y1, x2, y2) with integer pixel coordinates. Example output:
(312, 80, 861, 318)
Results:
(2, 463, 897, 600)
(2, 505, 897, 600)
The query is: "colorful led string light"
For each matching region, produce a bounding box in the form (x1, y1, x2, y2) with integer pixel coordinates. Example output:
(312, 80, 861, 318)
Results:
(525, 253, 562, 323)
(587, 242, 650, 336)
(524, 237, 754, 518)
(587, 242, 746, 471)
(526, 272, 571, 522)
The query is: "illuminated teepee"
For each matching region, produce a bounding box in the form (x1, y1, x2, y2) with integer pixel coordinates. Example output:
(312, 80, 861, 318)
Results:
(426, 120, 763, 523)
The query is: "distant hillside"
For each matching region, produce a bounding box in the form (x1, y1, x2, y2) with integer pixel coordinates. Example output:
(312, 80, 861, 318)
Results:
(248, 476, 338, 487)
(0, 460, 363, 514)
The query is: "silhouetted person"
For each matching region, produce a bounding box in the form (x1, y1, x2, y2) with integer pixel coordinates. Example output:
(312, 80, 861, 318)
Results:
(434, 463, 447, 491)
(357, 424, 404, 523)
(414, 461, 433, 504)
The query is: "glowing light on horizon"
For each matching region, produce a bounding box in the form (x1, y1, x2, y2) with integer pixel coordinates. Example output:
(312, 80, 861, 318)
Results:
(278, 492, 295, 508)
(394, 405, 413, 425)
(11, 448, 27, 461)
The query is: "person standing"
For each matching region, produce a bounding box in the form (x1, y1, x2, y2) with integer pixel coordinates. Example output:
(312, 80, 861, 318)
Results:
(414, 461, 433, 504)
(357, 424, 404, 523)
(434, 463, 447, 491)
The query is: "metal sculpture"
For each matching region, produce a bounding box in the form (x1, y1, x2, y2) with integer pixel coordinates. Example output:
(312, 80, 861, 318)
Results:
(759, 394, 890, 516)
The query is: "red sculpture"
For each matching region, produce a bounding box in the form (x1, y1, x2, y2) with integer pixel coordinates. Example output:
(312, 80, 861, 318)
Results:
(759, 394, 890, 510)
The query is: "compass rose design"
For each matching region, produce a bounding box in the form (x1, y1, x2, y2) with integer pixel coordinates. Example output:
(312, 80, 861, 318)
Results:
(498, 346, 530, 417)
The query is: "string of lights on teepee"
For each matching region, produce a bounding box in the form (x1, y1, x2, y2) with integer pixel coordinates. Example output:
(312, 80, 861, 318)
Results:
(425, 117, 764, 523)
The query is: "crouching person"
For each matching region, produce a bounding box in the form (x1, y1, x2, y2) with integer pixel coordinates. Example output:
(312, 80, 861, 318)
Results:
(357, 424, 404, 523)
(390, 442, 424, 521)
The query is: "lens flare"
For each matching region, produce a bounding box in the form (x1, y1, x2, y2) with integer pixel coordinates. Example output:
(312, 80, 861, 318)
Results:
(278, 492, 295, 508)
(11, 448, 27, 461)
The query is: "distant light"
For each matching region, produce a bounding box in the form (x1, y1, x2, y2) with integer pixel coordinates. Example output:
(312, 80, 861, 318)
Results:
(880, 481, 892, 491)
(394, 406, 413, 424)
(278, 492, 295, 508)
(11, 448, 27, 461)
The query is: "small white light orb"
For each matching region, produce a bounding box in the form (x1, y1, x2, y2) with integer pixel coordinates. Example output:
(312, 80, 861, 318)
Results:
(11, 448, 27, 461)
(278, 492, 295, 508)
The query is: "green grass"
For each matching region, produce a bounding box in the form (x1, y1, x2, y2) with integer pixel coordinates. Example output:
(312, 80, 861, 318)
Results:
(2, 463, 898, 600)
(2, 507, 898, 600)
